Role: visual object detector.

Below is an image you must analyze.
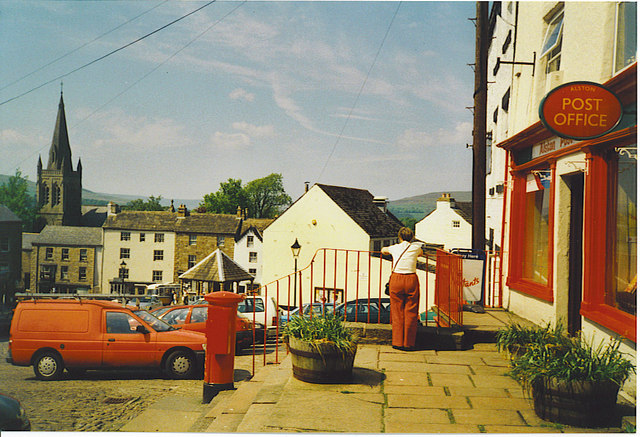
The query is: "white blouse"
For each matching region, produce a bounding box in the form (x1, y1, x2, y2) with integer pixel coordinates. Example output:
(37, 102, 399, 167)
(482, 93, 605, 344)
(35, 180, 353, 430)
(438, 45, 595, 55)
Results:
(386, 241, 423, 274)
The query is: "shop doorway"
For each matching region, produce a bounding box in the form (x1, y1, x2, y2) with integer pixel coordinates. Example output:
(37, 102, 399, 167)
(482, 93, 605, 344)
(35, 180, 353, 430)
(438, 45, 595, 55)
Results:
(567, 173, 584, 336)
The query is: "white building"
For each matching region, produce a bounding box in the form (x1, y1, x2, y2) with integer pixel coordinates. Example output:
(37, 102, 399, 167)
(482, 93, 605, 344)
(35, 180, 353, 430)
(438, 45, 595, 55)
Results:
(492, 1, 636, 399)
(262, 184, 415, 305)
(415, 193, 472, 250)
(234, 218, 273, 288)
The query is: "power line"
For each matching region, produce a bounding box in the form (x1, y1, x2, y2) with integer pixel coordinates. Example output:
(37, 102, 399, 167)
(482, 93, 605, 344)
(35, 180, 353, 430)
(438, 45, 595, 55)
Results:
(0, 0, 169, 93)
(0, 0, 217, 107)
(316, 2, 401, 183)
(5, 1, 246, 176)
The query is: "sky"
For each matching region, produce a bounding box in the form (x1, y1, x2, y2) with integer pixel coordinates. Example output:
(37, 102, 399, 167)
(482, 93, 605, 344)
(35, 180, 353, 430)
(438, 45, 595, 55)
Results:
(1, 1, 476, 204)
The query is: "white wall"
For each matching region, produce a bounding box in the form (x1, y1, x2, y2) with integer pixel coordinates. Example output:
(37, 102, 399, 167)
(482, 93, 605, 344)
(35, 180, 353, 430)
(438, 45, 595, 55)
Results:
(101, 228, 175, 292)
(415, 198, 471, 250)
(234, 230, 263, 284)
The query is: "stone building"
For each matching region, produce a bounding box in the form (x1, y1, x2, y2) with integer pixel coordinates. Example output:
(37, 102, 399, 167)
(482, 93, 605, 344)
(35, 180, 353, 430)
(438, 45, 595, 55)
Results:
(36, 92, 82, 230)
(0, 205, 22, 304)
(28, 225, 103, 294)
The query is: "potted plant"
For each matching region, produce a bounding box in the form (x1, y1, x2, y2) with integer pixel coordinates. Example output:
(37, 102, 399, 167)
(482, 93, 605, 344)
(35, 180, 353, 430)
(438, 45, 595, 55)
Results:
(510, 335, 635, 428)
(495, 321, 568, 360)
(283, 314, 358, 383)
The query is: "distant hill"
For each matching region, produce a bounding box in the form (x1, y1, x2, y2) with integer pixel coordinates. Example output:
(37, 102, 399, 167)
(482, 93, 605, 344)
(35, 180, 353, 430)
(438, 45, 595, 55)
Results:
(0, 174, 201, 209)
(388, 191, 472, 221)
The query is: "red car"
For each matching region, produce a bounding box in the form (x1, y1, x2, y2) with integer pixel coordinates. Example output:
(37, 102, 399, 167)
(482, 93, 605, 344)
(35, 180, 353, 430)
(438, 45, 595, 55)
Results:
(151, 304, 259, 351)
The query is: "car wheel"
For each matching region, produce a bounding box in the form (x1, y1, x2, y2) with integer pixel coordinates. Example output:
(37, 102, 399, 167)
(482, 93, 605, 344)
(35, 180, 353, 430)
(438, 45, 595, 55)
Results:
(165, 350, 196, 379)
(33, 351, 64, 381)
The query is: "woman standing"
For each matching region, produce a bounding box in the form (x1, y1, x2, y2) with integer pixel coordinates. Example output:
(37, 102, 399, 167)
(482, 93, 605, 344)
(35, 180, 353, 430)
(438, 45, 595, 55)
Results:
(381, 227, 424, 351)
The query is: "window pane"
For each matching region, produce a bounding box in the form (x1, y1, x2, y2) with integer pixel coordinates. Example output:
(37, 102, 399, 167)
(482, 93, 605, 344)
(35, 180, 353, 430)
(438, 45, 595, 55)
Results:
(615, 2, 637, 72)
(609, 149, 637, 316)
(522, 181, 550, 284)
(541, 14, 563, 57)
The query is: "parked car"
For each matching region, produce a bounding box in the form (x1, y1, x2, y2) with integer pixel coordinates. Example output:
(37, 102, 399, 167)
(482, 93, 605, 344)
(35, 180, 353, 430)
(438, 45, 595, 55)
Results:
(7, 299, 206, 380)
(279, 303, 337, 328)
(126, 296, 162, 310)
(237, 296, 281, 337)
(334, 298, 391, 324)
(151, 304, 263, 351)
(0, 393, 30, 431)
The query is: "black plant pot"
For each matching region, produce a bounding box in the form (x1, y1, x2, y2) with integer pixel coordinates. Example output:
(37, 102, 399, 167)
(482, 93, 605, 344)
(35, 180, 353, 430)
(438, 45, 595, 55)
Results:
(532, 376, 620, 428)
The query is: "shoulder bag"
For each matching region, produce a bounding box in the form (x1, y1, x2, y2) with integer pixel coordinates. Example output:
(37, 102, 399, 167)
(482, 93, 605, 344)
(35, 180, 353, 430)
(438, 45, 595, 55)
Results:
(384, 243, 411, 296)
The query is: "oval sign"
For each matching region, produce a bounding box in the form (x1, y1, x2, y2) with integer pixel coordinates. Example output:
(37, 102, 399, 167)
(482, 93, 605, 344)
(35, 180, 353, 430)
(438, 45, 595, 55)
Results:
(539, 81, 622, 140)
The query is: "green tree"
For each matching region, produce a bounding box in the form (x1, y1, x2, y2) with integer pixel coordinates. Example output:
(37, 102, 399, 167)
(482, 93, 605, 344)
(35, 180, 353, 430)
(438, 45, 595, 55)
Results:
(245, 173, 291, 218)
(199, 174, 291, 218)
(122, 195, 165, 211)
(400, 217, 418, 231)
(0, 169, 37, 231)
(199, 178, 248, 215)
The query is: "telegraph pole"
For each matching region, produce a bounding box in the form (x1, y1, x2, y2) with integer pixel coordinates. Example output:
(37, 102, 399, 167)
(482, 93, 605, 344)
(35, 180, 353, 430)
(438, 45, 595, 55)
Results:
(472, 1, 488, 251)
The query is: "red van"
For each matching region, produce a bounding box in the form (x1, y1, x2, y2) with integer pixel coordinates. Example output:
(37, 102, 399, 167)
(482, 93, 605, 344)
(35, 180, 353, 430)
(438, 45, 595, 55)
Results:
(7, 299, 206, 380)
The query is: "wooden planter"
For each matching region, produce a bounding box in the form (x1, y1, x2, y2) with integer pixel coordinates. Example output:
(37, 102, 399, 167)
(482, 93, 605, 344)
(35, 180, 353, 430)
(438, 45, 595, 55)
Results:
(287, 337, 357, 383)
(532, 376, 621, 428)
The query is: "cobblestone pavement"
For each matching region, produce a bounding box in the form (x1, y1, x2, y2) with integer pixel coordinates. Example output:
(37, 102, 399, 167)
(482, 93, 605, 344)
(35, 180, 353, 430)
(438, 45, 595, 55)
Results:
(0, 338, 285, 432)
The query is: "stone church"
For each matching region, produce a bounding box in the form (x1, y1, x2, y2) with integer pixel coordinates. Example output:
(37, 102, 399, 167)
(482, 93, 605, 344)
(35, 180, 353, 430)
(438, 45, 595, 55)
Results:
(36, 91, 83, 231)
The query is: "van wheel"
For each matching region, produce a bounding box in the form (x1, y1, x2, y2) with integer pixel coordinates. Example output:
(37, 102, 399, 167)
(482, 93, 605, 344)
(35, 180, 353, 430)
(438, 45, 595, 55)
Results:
(165, 350, 195, 379)
(34, 352, 64, 381)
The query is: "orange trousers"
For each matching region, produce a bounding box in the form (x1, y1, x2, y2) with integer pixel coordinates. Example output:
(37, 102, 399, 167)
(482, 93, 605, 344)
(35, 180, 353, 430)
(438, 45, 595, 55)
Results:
(389, 272, 420, 348)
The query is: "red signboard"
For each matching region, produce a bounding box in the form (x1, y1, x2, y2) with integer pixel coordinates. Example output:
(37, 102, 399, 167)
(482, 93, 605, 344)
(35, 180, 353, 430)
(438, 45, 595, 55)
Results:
(539, 81, 623, 140)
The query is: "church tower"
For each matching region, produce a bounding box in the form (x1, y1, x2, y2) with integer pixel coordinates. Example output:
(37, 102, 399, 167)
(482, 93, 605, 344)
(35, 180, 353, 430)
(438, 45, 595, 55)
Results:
(36, 91, 82, 230)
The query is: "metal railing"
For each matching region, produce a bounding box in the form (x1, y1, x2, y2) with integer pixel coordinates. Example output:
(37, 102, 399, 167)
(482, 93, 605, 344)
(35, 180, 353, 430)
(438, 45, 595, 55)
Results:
(245, 248, 431, 371)
(433, 249, 463, 327)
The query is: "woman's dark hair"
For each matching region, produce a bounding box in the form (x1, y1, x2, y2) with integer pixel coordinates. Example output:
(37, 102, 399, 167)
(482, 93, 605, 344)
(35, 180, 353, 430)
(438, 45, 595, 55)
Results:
(398, 227, 414, 242)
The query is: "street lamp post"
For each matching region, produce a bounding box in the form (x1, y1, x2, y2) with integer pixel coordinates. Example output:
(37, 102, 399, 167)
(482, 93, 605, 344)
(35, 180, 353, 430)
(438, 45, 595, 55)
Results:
(291, 239, 301, 312)
(118, 260, 127, 298)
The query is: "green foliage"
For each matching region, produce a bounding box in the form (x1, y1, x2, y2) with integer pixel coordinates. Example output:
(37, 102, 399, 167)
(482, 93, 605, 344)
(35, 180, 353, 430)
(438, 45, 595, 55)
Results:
(284, 314, 355, 354)
(400, 217, 418, 231)
(509, 334, 635, 390)
(496, 321, 568, 354)
(122, 195, 165, 211)
(244, 173, 291, 218)
(199, 174, 291, 218)
(0, 169, 37, 231)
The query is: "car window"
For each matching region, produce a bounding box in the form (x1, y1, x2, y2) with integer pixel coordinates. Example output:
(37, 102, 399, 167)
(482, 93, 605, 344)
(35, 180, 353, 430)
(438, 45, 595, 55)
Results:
(191, 307, 207, 323)
(106, 312, 142, 334)
(163, 308, 190, 325)
(133, 310, 174, 332)
(238, 298, 264, 313)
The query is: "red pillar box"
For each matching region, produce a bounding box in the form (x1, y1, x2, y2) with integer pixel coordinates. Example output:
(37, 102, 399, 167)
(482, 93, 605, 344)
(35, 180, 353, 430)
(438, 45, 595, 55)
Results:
(202, 291, 244, 403)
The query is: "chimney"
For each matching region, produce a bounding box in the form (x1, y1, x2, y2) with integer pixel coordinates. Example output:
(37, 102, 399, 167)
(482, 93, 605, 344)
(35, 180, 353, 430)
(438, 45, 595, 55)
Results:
(177, 204, 189, 218)
(107, 201, 120, 216)
(373, 196, 388, 213)
(305, 181, 310, 192)
(437, 193, 455, 208)
(236, 206, 242, 220)
(169, 200, 175, 213)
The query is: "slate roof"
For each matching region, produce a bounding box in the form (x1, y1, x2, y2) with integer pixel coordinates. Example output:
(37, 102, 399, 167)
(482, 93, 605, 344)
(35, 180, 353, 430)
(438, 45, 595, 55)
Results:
(237, 218, 274, 242)
(179, 249, 253, 282)
(0, 205, 21, 223)
(102, 211, 241, 234)
(33, 225, 103, 247)
(81, 206, 108, 227)
(22, 233, 39, 251)
(454, 201, 473, 224)
(316, 184, 403, 238)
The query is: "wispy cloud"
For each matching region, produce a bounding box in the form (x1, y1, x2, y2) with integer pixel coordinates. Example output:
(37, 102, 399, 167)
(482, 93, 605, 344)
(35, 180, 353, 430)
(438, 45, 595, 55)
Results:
(229, 88, 255, 102)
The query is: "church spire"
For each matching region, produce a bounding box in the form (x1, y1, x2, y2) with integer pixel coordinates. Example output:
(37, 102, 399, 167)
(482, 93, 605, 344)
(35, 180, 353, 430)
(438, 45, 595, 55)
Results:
(47, 89, 73, 173)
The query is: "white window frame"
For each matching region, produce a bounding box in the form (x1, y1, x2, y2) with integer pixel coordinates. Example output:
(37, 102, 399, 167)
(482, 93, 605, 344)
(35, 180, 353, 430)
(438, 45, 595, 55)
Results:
(613, 1, 637, 74)
(541, 11, 563, 73)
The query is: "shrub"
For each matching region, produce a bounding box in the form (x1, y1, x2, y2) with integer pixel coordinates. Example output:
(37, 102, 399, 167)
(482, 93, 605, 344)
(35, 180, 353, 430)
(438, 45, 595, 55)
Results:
(283, 314, 355, 354)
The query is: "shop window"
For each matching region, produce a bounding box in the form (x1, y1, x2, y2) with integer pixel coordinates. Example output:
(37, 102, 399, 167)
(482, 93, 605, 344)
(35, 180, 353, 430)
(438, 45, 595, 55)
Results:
(614, 2, 637, 73)
(507, 169, 554, 301)
(583, 143, 637, 342)
(542, 12, 563, 74)
(606, 149, 637, 316)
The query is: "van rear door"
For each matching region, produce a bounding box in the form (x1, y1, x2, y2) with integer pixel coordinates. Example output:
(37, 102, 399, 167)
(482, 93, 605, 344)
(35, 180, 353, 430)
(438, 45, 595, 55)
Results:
(102, 310, 158, 367)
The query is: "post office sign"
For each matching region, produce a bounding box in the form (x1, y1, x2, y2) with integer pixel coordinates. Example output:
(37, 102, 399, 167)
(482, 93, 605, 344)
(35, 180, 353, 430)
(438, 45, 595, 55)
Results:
(539, 81, 622, 140)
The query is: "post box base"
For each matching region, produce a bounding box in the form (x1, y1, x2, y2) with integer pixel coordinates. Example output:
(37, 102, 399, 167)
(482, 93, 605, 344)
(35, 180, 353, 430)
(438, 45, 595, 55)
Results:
(203, 382, 235, 403)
